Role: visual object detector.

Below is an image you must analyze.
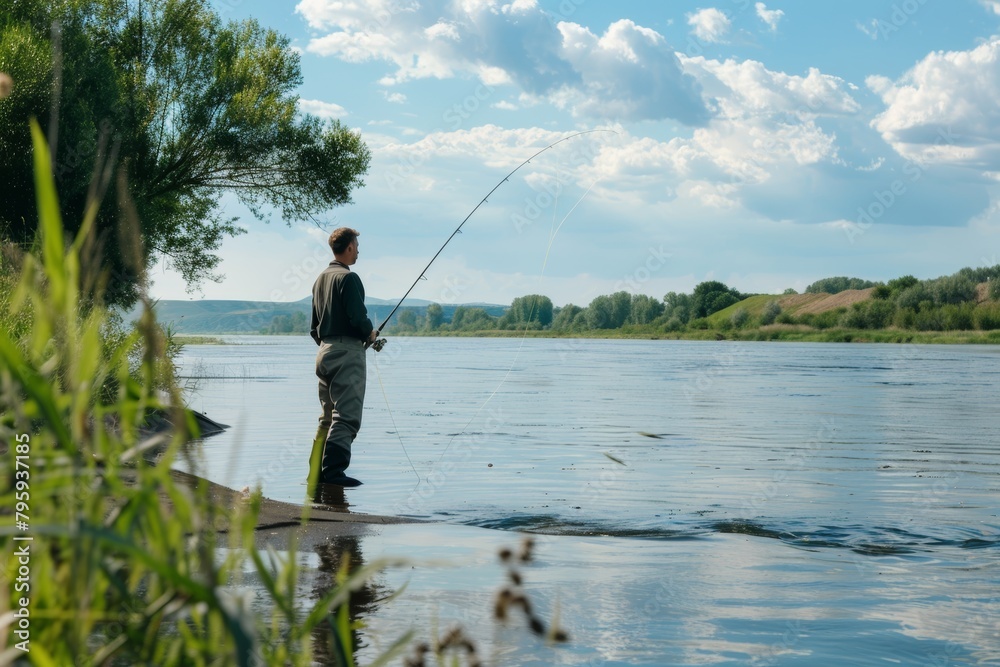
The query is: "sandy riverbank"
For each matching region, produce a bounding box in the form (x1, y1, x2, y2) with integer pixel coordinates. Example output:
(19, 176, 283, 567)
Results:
(120, 467, 422, 551)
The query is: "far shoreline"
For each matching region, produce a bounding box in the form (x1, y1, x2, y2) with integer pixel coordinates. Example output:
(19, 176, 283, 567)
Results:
(173, 328, 1000, 345)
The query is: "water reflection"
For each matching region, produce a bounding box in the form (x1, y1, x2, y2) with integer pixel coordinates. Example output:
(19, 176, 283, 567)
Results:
(241, 485, 394, 665)
(312, 482, 352, 512)
(307, 528, 390, 665)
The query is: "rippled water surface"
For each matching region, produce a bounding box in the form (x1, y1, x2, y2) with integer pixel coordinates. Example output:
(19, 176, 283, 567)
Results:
(177, 336, 999, 665)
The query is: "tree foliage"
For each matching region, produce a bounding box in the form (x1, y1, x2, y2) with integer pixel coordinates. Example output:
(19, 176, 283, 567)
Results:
(0, 0, 371, 306)
(394, 309, 418, 332)
(804, 276, 877, 294)
(629, 293, 664, 325)
(449, 306, 496, 331)
(499, 294, 553, 329)
(760, 299, 781, 325)
(425, 303, 444, 331)
(663, 291, 692, 324)
(551, 303, 583, 331)
(887, 275, 919, 292)
(729, 307, 750, 329)
(585, 291, 631, 329)
(955, 264, 1000, 284)
(263, 310, 307, 334)
(928, 274, 977, 305)
(691, 281, 743, 318)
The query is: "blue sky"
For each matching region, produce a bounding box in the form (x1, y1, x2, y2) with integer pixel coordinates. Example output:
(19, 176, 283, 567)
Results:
(149, 0, 1000, 306)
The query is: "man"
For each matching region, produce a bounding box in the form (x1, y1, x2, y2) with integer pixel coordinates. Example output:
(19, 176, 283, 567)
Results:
(310, 227, 379, 487)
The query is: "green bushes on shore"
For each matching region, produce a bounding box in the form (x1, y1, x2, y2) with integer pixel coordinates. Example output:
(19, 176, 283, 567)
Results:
(0, 122, 402, 666)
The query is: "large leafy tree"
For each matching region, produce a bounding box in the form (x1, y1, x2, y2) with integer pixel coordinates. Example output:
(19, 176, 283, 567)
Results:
(424, 302, 443, 331)
(0, 0, 370, 306)
(500, 294, 553, 329)
(691, 281, 743, 318)
(628, 293, 664, 325)
(585, 291, 631, 329)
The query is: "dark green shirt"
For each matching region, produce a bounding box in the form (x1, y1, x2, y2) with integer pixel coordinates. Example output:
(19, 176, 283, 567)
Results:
(310, 261, 374, 344)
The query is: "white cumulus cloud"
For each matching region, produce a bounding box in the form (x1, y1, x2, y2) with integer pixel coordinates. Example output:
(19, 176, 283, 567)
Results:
(980, 0, 1000, 15)
(298, 98, 348, 118)
(295, 1, 870, 219)
(685, 56, 860, 119)
(755, 2, 784, 31)
(868, 38, 1000, 168)
(556, 19, 709, 124)
(687, 8, 731, 43)
(296, 0, 709, 124)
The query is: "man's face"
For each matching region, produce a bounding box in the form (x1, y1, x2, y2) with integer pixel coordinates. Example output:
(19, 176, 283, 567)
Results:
(346, 239, 359, 265)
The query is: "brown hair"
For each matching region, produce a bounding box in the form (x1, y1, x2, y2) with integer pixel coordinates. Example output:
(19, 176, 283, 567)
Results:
(329, 227, 360, 255)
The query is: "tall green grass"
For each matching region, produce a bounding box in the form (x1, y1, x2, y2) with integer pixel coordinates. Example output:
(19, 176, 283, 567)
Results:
(0, 120, 409, 666)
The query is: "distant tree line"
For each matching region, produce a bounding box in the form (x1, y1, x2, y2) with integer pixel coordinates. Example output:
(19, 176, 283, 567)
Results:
(822, 267, 1000, 332)
(263, 266, 1000, 336)
(380, 265, 1000, 335)
(708, 267, 1000, 334)
(262, 311, 308, 334)
(383, 281, 752, 334)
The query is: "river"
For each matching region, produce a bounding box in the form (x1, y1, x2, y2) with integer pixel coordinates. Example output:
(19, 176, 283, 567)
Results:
(175, 336, 1000, 665)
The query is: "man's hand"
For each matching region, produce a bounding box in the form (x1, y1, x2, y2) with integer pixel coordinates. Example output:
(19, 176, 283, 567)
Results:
(364, 329, 381, 350)
(366, 330, 387, 352)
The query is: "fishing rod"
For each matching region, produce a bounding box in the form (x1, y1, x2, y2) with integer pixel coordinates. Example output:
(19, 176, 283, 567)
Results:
(370, 129, 610, 349)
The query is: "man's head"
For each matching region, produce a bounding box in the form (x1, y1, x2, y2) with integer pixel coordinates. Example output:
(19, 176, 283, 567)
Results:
(329, 227, 361, 265)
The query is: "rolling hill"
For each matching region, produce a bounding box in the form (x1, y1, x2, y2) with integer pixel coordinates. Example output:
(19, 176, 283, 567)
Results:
(708, 288, 876, 325)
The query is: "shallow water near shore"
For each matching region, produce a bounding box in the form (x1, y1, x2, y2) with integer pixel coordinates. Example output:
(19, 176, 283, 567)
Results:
(177, 336, 1000, 665)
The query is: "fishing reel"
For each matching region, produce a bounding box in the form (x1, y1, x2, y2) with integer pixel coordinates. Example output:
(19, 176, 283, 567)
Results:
(370, 337, 387, 352)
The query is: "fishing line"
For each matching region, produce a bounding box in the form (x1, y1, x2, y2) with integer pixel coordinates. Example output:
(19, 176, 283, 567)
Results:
(373, 129, 615, 480)
(373, 129, 614, 336)
(373, 355, 420, 482)
(433, 173, 607, 465)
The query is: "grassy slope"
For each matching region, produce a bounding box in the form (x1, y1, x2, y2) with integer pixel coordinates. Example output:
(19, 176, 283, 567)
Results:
(707, 289, 876, 326)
